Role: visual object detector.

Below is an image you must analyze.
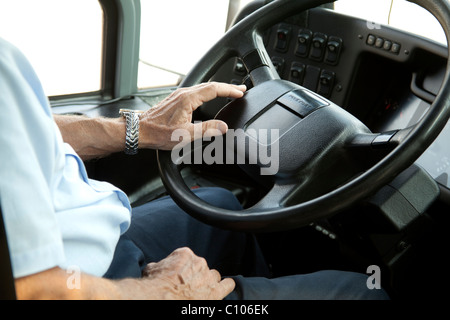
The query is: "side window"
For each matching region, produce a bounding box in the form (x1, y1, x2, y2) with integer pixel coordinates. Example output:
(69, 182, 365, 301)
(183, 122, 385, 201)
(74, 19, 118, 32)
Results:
(0, 0, 103, 97)
(138, 0, 254, 89)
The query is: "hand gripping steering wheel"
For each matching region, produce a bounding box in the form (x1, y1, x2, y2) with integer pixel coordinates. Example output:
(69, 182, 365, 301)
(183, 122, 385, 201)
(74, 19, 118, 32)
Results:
(157, 0, 450, 232)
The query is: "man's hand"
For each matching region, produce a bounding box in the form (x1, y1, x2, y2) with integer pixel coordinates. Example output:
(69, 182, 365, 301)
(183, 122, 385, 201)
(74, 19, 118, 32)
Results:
(55, 82, 245, 160)
(139, 82, 246, 150)
(141, 247, 235, 300)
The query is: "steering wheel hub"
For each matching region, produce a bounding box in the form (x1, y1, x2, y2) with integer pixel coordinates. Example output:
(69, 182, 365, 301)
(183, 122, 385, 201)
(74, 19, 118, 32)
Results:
(216, 80, 371, 197)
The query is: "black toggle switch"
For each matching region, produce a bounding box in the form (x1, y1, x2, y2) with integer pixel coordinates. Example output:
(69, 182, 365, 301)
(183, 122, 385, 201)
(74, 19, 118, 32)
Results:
(310, 32, 328, 61)
(275, 24, 291, 53)
(318, 70, 335, 98)
(296, 29, 312, 57)
(325, 37, 343, 65)
(289, 62, 305, 84)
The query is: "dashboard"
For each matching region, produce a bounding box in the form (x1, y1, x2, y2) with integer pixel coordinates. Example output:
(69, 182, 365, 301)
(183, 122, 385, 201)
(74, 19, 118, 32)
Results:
(207, 7, 450, 191)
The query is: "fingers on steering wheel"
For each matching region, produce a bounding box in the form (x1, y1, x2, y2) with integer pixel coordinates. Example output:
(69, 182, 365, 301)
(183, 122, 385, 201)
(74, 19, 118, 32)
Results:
(190, 82, 246, 110)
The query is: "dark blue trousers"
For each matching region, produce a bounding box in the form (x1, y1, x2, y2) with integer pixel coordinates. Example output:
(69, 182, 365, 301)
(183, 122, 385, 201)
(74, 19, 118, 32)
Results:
(104, 188, 389, 300)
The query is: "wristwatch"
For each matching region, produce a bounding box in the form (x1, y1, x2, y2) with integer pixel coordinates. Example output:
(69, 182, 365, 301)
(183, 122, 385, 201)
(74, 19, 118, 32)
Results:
(119, 109, 143, 155)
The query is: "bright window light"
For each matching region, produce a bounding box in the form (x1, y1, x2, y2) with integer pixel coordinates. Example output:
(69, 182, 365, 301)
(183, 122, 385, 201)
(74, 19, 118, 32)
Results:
(0, 0, 103, 97)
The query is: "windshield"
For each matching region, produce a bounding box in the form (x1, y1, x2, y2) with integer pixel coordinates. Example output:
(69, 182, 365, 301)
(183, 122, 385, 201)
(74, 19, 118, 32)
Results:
(138, 0, 254, 89)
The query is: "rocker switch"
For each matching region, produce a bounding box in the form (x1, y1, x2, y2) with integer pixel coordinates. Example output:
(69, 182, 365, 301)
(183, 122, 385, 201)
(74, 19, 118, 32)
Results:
(325, 37, 343, 65)
(296, 29, 312, 57)
(310, 32, 327, 61)
(275, 25, 291, 52)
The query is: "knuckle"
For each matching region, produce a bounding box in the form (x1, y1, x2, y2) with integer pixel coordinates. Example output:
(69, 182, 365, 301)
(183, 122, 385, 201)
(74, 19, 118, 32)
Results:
(210, 82, 221, 92)
(173, 247, 194, 257)
(171, 87, 188, 98)
(207, 82, 219, 90)
(196, 256, 207, 265)
(210, 269, 221, 279)
(202, 83, 219, 98)
(175, 89, 189, 100)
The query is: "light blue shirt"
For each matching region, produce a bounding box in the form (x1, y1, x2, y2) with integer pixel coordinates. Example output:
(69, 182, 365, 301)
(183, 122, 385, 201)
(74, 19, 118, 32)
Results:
(0, 38, 131, 278)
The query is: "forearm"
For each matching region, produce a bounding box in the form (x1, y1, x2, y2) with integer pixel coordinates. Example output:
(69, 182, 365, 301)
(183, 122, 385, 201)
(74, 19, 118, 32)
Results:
(15, 267, 166, 300)
(15, 268, 209, 300)
(54, 114, 126, 160)
(15, 267, 122, 299)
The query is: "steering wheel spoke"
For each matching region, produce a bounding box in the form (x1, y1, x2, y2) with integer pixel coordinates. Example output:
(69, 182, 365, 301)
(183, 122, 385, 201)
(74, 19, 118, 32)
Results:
(240, 36, 281, 86)
(249, 182, 299, 210)
(346, 127, 417, 168)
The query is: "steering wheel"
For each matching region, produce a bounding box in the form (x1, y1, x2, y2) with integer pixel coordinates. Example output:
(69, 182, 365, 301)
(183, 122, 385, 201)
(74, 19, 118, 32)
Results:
(157, 0, 450, 232)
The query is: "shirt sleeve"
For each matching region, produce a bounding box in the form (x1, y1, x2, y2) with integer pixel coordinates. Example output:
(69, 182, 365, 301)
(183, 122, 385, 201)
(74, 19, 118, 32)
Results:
(0, 38, 66, 278)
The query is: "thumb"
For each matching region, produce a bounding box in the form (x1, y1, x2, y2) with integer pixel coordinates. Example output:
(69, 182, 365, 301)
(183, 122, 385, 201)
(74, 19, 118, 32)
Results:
(142, 262, 157, 277)
(192, 120, 228, 140)
(214, 278, 236, 299)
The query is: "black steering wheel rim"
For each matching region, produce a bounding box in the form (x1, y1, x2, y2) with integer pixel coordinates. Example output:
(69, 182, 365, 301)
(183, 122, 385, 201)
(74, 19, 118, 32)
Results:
(157, 0, 450, 232)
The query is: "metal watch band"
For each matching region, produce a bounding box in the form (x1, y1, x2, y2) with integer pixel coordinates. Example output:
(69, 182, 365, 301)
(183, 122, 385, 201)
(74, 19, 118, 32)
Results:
(119, 109, 141, 155)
